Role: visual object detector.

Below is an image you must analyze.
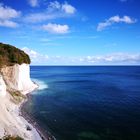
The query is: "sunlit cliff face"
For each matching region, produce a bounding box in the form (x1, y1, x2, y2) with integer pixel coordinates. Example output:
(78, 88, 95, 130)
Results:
(0, 63, 38, 95)
(0, 75, 6, 97)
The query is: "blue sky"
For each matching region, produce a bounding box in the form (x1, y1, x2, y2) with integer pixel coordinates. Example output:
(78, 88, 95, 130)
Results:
(0, 0, 140, 65)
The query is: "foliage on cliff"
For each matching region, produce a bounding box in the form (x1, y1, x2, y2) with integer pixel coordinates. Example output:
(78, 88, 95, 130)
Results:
(0, 43, 31, 67)
(3, 135, 24, 140)
(10, 90, 26, 104)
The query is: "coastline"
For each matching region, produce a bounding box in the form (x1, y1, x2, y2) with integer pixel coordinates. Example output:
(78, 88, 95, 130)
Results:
(20, 89, 56, 140)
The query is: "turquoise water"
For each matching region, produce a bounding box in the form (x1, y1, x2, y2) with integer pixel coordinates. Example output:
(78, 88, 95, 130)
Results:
(23, 66, 140, 140)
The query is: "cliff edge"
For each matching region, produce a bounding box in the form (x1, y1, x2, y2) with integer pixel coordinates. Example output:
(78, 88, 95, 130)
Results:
(0, 43, 41, 140)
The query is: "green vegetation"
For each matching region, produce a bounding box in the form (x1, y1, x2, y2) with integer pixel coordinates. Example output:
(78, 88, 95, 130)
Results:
(0, 43, 31, 67)
(10, 91, 26, 104)
(2, 135, 24, 140)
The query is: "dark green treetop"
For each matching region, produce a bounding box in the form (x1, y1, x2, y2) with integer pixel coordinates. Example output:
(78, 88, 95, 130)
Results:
(0, 43, 31, 67)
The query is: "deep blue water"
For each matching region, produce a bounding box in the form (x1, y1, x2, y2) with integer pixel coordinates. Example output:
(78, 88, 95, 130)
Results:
(23, 66, 140, 140)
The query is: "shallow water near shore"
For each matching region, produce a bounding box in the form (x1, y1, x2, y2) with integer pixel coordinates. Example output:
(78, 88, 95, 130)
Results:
(23, 66, 140, 140)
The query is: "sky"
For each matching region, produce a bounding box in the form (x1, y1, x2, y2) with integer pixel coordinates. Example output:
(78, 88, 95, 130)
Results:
(0, 0, 140, 65)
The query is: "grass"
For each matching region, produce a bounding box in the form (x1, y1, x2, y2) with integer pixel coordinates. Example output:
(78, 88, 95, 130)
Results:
(2, 135, 24, 140)
(10, 91, 26, 104)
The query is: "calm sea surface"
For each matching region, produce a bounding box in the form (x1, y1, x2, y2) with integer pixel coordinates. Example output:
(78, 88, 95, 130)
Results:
(23, 66, 140, 140)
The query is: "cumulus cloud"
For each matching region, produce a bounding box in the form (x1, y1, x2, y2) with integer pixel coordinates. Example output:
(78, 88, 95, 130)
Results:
(48, 1, 76, 14)
(22, 47, 38, 58)
(22, 47, 49, 64)
(24, 1, 76, 23)
(41, 23, 69, 34)
(28, 0, 39, 7)
(97, 15, 136, 31)
(61, 2, 76, 14)
(0, 3, 20, 28)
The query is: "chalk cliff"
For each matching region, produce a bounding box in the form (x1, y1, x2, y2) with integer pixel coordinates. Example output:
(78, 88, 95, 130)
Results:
(0, 64, 38, 95)
(0, 43, 41, 140)
(0, 75, 6, 97)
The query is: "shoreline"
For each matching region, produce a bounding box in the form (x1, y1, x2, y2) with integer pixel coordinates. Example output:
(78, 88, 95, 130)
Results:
(20, 91, 56, 140)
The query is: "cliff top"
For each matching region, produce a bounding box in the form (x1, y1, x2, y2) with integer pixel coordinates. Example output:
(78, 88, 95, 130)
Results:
(0, 43, 31, 67)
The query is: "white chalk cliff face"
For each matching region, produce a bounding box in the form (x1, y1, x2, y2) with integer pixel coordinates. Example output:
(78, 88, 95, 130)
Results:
(0, 64, 41, 140)
(0, 76, 6, 97)
(0, 63, 38, 95)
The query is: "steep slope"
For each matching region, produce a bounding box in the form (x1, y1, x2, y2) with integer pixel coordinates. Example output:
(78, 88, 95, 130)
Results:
(0, 43, 41, 140)
(1, 64, 38, 95)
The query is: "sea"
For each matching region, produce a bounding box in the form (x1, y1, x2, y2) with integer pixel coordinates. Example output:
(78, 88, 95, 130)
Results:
(23, 66, 140, 140)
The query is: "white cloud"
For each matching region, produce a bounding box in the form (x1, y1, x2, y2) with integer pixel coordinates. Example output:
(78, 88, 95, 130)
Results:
(0, 3, 20, 28)
(79, 53, 140, 64)
(24, 1, 76, 23)
(22, 47, 38, 58)
(0, 20, 18, 28)
(22, 47, 140, 65)
(22, 47, 49, 64)
(41, 23, 69, 34)
(28, 0, 39, 7)
(48, 1, 61, 11)
(97, 15, 136, 31)
(61, 2, 76, 14)
(0, 4, 20, 19)
(48, 1, 76, 14)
